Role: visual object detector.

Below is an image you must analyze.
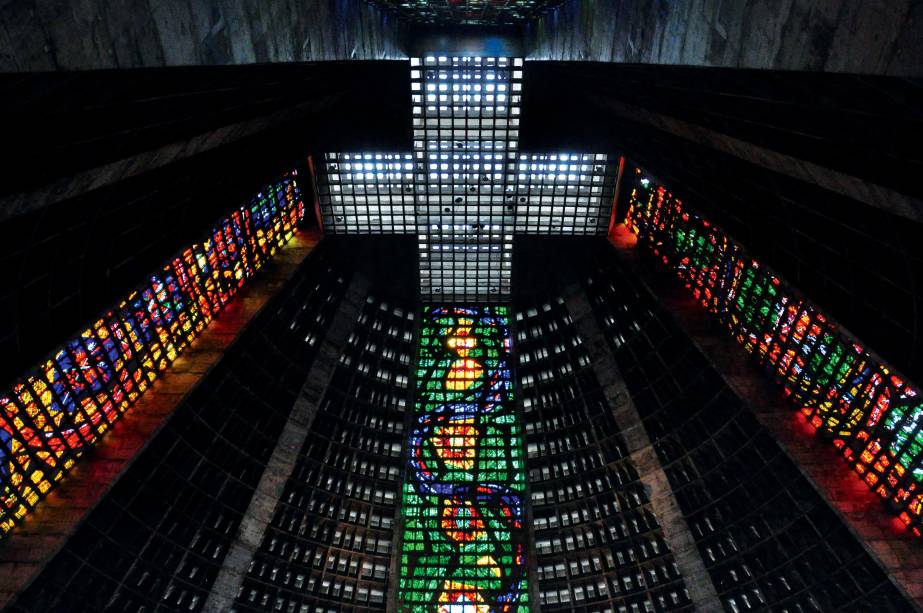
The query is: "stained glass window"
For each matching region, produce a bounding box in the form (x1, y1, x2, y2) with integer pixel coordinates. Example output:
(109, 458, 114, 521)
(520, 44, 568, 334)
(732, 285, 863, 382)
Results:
(399, 305, 529, 611)
(0, 174, 305, 537)
(623, 169, 923, 537)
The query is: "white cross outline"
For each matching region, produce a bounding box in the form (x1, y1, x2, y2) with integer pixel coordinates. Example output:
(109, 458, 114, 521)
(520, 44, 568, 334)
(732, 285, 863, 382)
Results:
(314, 56, 618, 302)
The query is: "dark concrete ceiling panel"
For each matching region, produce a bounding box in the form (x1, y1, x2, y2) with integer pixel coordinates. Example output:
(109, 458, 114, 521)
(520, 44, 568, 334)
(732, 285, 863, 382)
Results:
(525, 0, 923, 76)
(371, 0, 566, 25)
(518, 61, 923, 387)
(0, 0, 407, 72)
(0, 60, 411, 386)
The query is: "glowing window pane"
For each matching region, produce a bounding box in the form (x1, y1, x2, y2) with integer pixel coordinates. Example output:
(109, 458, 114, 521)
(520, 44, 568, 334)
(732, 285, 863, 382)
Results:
(0, 174, 305, 537)
(315, 58, 616, 304)
(399, 305, 529, 610)
(624, 169, 923, 538)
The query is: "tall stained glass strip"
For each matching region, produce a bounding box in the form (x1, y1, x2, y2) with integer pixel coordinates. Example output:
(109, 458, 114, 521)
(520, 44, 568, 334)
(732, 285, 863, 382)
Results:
(623, 169, 923, 537)
(0, 174, 305, 537)
(399, 305, 529, 611)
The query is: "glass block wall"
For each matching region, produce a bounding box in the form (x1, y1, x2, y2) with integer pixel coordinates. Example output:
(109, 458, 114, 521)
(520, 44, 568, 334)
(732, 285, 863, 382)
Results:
(515, 298, 692, 611)
(316, 153, 417, 235)
(511, 154, 617, 235)
(622, 171, 923, 538)
(0, 174, 305, 538)
(586, 248, 912, 611)
(313, 56, 618, 304)
(412, 57, 522, 302)
(9, 246, 346, 612)
(398, 305, 529, 611)
(234, 296, 415, 612)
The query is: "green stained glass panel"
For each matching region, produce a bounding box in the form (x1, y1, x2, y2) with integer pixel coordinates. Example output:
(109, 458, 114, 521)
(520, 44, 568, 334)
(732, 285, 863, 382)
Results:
(398, 305, 529, 611)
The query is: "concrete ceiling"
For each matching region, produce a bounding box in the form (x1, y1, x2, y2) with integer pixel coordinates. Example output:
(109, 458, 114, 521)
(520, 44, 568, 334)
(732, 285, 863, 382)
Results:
(370, 0, 566, 25)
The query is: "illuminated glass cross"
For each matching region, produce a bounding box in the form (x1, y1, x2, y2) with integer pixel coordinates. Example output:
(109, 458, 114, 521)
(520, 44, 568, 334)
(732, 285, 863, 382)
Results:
(314, 56, 618, 302)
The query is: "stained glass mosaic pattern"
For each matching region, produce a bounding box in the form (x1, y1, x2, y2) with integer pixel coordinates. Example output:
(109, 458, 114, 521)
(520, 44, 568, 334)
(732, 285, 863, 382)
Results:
(624, 170, 923, 537)
(370, 1, 566, 25)
(0, 175, 305, 537)
(399, 306, 529, 611)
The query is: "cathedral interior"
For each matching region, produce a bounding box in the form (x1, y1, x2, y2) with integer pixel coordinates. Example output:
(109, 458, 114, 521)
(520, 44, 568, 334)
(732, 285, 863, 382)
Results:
(1, 1, 923, 611)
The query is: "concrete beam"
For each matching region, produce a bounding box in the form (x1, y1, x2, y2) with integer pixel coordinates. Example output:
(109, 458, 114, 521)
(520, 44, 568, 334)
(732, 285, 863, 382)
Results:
(609, 235, 923, 611)
(588, 95, 923, 224)
(202, 273, 370, 613)
(526, 0, 922, 76)
(0, 0, 406, 72)
(0, 231, 321, 608)
(0, 95, 339, 224)
(563, 283, 724, 613)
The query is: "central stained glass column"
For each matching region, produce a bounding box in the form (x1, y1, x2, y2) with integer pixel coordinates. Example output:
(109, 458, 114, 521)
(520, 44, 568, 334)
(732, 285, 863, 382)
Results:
(398, 305, 529, 611)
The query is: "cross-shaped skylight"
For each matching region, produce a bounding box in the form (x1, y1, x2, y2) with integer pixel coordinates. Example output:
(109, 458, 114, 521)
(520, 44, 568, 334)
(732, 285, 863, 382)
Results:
(315, 56, 617, 302)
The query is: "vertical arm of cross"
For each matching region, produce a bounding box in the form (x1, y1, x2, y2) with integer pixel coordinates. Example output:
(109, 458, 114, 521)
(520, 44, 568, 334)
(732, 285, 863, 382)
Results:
(312, 56, 621, 302)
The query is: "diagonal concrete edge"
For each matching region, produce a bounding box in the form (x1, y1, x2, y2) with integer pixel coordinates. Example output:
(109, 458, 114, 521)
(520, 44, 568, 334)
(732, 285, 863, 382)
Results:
(609, 239, 923, 612)
(563, 283, 725, 613)
(203, 274, 371, 613)
(589, 95, 923, 224)
(0, 232, 322, 609)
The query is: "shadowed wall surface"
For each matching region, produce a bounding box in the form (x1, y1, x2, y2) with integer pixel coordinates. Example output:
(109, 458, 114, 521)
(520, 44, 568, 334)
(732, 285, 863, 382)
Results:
(0, 0, 406, 72)
(0, 61, 410, 392)
(520, 61, 923, 387)
(526, 0, 923, 76)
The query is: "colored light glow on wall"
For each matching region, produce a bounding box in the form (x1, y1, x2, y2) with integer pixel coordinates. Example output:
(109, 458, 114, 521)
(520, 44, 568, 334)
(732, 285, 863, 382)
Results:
(399, 306, 529, 611)
(0, 175, 305, 537)
(623, 170, 923, 537)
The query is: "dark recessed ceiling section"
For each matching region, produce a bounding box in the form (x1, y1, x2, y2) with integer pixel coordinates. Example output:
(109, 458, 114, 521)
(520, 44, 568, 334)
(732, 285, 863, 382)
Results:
(370, 0, 566, 25)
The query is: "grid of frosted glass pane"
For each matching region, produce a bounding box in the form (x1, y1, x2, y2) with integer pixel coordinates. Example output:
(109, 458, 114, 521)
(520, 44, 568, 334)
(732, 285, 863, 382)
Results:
(511, 153, 617, 235)
(316, 153, 417, 234)
(312, 59, 617, 303)
(412, 56, 522, 303)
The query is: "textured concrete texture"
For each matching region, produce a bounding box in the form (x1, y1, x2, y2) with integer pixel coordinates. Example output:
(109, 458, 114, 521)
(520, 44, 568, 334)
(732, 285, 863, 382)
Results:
(0, 62, 411, 220)
(202, 273, 370, 613)
(564, 283, 723, 613)
(526, 0, 923, 76)
(0, 98, 331, 224)
(0, 231, 321, 609)
(590, 95, 923, 224)
(611, 235, 923, 611)
(0, 0, 406, 72)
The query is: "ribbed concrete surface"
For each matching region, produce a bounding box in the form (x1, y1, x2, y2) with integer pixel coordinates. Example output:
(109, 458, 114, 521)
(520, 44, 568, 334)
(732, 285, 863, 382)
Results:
(564, 283, 724, 613)
(0, 0, 406, 72)
(610, 233, 923, 611)
(527, 0, 922, 76)
(203, 273, 370, 613)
